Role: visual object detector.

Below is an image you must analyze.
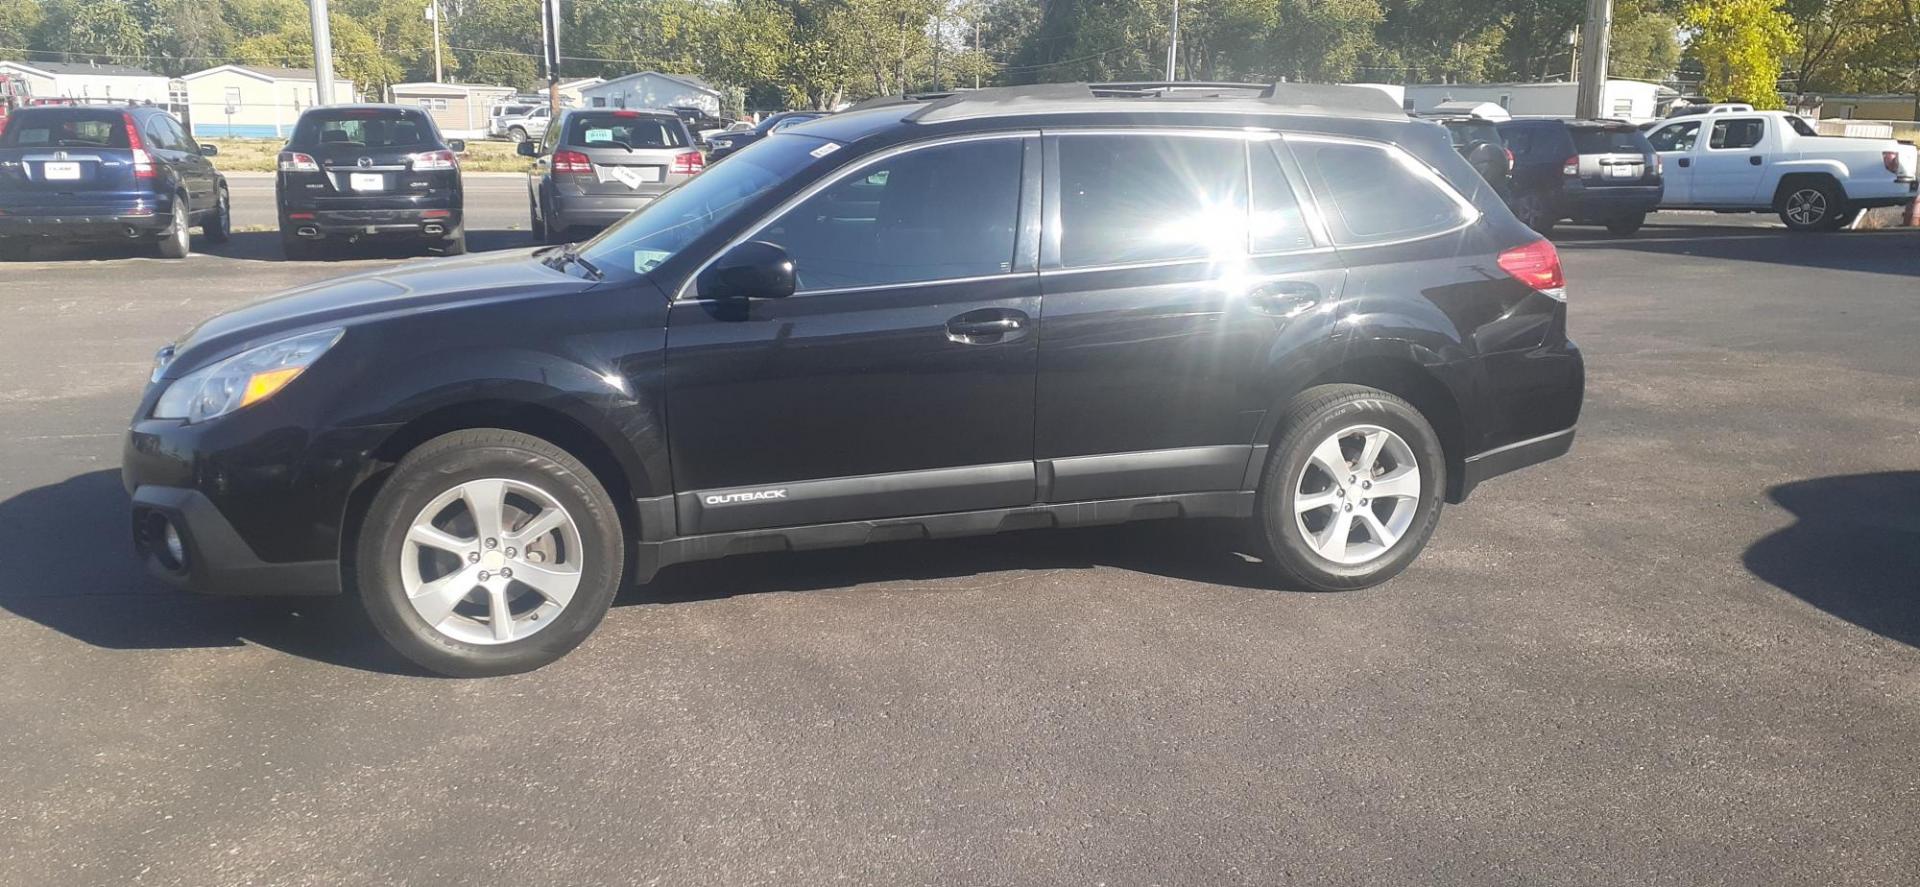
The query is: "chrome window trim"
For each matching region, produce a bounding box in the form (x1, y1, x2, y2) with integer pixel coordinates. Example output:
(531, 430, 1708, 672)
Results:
(673, 130, 1039, 302)
(1282, 132, 1483, 250)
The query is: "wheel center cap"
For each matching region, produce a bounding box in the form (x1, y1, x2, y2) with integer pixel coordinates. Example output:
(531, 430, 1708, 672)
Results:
(481, 550, 506, 570)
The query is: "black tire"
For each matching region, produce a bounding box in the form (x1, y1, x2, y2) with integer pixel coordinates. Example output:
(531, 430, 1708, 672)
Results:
(1831, 207, 1861, 229)
(529, 196, 546, 241)
(439, 226, 467, 256)
(0, 238, 27, 261)
(1512, 190, 1557, 237)
(201, 184, 232, 244)
(155, 199, 190, 259)
(1779, 178, 1845, 231)
(1253, 384, 1447, 592)
(356, 429, 626, 677)
(1604, 212, 1646, 236)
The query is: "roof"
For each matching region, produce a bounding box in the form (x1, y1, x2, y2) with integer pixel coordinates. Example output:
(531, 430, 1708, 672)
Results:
(182, 64, 353, 85)
(0, 60, 161, 78)
(391, 81, 516, 95)
(582, 70, 720, 96)
(850, 82, 1408, 124)
(1406, 79, 1661, 91)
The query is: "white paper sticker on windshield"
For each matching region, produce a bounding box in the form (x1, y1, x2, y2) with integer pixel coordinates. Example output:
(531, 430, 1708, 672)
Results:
(584, 128, 613, 144)
(809, 142, 840, 158)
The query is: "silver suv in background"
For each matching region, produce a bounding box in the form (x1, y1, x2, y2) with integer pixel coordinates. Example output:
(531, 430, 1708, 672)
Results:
(520, 108, 704, 242)
(493, 104, 551, 142)
(487, 103, 536, 139)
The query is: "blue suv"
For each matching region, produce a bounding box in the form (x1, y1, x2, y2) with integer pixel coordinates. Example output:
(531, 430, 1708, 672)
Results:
(0, 104, 229, 260)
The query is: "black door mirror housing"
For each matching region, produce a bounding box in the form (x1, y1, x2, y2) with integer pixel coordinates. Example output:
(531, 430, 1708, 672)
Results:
(198, 143, 220, 157)
(516, 141, 538, 158)
(447, 139, 467, 153)
(699, 241, 795, 300)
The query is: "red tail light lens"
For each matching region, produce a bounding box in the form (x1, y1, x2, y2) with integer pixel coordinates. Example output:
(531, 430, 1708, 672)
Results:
(1560, 155, 1579, 177)
(277, 152, 319, 172)
(409, 149, 457, 170)
(1497, 239, 1565, 297)
(123, 113, 155, 179)
(551, 149, 592, 174)
(672, 150, 704, 175)
(1655, 154, 1664, 176)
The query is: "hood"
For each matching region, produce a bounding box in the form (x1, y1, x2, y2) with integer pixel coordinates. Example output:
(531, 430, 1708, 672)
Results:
(160, 248, 598, 379)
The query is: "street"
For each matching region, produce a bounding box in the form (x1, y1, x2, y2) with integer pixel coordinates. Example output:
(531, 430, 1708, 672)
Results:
(2, 184, 1918, 885)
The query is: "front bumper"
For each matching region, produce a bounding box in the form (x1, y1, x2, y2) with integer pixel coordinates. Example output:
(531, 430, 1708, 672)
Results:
(282, 206, 462, 240)
(130, 485, 339, 596)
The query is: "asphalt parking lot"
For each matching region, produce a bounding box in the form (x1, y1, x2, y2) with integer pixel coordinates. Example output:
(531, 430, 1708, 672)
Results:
(2, 183, 1918, 886)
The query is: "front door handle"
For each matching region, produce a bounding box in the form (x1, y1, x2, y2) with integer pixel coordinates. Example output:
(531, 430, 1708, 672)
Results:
(946, 308, 1030, 344)
(1247, 283, 1321, 319)
(1677, 157, 1690, 168)
(1749, 155, 1763, 166)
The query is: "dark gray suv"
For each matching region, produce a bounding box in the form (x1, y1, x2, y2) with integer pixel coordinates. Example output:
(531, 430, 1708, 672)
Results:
(521, 108, 704, 242)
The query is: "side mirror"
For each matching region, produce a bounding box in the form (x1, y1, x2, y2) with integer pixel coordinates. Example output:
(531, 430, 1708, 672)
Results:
(198, 143, 219, 157)
(516, 141, 538, 158)
(447, 139, 466, 153)
(698, 241, 795, 300)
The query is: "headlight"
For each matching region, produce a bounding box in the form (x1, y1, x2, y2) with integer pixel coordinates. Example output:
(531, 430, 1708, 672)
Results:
(152, 328, 343, 423)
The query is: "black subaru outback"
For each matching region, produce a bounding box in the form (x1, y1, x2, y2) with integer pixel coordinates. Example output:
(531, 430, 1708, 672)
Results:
(125, 82, 1584, 676)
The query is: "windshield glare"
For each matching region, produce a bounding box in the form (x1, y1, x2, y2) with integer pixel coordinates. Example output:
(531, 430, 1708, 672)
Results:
(578, 134, 828, 282)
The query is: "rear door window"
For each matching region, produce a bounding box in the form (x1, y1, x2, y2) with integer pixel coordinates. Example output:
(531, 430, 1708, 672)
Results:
(566, 114, 689, 149)
(1709, 118, 1764, 150)
(1249, 141, 1314, 253)
(1289, 137, 1473, 245)
(0, 110, 130, 148)
(1056, 133, 1248, 268)
(292, 110, 435, 149)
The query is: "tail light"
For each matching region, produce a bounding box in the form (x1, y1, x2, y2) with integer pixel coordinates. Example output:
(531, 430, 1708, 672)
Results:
(1503, 146, 1514, 168)
(409, 149, 457, 170)
(277, 152, 319, 172)
(672, 150, 704, 175)
(1654, 154, 1664, 176)
(1560, 155, 1579, 177)
(122, 113, 155, 179)
(551, 149, 592, 174)
(1496, 238, 1565, 300)
(1884, 151, 1901, 174)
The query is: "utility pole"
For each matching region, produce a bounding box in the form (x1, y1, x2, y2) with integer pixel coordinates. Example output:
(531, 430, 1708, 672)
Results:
(427, 1, 442, 83)
(1165, 0, 1180, 81)
(540, 0, 561, 121)
(309, 0, 335, 105)
(1575, 0, 1612, 119)
(974, 21, 985, 89)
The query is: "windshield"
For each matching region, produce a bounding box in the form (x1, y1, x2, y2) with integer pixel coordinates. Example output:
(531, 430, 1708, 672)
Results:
(565, 113, 689, 149)
(577, 134, 830, 282)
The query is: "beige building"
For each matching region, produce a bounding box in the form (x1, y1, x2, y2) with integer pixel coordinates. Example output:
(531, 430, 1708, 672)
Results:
(389, 82, 517, 139)
(180, 65, 356, 139)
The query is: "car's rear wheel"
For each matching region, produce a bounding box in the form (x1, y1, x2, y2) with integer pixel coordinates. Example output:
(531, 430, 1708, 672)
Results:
(439, 225, 467, 256)
(201, 185, 232, 244)
(1254, 385, 1446, 591)
(155, 200, 190, 259)
(1512, 191, 1557, 236)
(1604, 212, 1646, 236)
(356, 429, 625, 677)
(1780, 180, 1844, 231)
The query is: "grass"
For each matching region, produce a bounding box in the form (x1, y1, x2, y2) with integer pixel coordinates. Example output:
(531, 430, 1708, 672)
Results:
(203, 138, 534, 174)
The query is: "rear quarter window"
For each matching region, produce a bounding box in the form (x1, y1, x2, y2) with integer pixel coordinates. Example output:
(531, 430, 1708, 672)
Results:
(1290, 137, 1473, 245)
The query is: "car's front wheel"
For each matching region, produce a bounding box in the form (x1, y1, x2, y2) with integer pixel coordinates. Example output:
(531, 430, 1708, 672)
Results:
(202, 185, 232, 244)
(1254, 385, 1446, 591)
(508, 126, 528, 143)
(1511, 191, 1557, 237)
(356, 429, 625, 677)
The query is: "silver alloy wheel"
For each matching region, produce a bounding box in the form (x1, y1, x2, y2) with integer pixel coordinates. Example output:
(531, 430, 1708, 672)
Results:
(399, 477, 585, 645)
(1293, 424, 1422, 566)
(1786, 188, 1827, 225)
(167, 203, 188, 252)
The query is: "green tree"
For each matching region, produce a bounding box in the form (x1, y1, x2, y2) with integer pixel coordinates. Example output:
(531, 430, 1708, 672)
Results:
(38, 0, 148, 63)
(1684, 0, 1799, 107)
(234, 13, 402, 96)
(0, 0, 45, 58)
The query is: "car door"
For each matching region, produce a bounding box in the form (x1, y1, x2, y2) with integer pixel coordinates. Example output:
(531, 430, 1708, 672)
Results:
(1031, 129, 1346, 502)
(1646, 119, 1700, 204)
(664, 133, 1043, 534)
(1692, 117, 1767, 206)
(143, 113, 201, 211)
(164, 115, 217, 211)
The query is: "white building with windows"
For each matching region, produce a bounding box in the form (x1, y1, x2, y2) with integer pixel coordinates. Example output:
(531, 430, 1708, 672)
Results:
(0, 60, 172, 104)
(389, 82, 517, 139)
(1402, 80, 1672, 123)
(578, 72, 719, 113)
(180, 65, 356, 139)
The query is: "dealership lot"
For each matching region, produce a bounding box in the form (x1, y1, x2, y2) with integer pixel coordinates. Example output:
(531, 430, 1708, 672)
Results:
(2, 183, 1918, 886)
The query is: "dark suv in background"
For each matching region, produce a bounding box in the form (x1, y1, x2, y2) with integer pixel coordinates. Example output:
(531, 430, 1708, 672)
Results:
(276, 105, 466, 259)
(0, 104, 229, 260)
(706, 110, 828, 161)
(124, 82, 1583, 676)
(1498, 118, 1663, 235)
(521, 108, 702, 242)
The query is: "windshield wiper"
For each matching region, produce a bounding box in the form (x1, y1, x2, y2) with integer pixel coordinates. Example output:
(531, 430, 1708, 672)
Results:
(542, 243, 603, 280)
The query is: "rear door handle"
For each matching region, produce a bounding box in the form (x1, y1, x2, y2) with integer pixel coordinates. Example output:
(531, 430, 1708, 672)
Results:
(1247, 283, 1321, 318)
(1749, 155, 1763, 166)
(1677, 157, 1690, 168)
(946, 308, 1030, 343)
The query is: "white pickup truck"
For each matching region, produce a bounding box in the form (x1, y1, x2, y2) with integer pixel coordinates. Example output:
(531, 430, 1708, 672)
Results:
(1644, 108, 1917, 230)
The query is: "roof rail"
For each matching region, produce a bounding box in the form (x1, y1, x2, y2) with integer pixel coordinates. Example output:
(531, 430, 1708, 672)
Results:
(864, 81, 1406, 124)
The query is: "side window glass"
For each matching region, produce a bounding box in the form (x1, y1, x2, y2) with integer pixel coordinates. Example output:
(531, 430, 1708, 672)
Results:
(1292, 138, 1471, 245)
(166, 117, 195, 153)
(1249, 141, 1313, 253)
(1648, 121, 1699, 152)
(1500, 127, 1533, 157)
(758, 138, 1023, 292)
(145, 118, 176, 151)
(1057, 133, 1248, 268)
(1710, 119, 1764, 150)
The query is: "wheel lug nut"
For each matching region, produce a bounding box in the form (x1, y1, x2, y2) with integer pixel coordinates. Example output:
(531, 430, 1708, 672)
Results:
(1359, 498, 1369, 506)
(467, 552, 480, 563)
(500, 567, 513, 579)
(505, 547, 517, 558)
(1362, 480, 1372, 489)
(1343, 503, 1352, 512)
(1347, 475, 1356, 483)
(477, 570, 489, 581)
(485, 538, 498, 549)
(1336, 488, 1345, 497)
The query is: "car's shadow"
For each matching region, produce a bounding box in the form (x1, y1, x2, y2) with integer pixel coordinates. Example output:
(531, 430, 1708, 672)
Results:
(1743, 472, 1920, 648)
(0, 229, 535, 264)
(0, 470, 1282, 676)
(1552, 221, 1920, 278)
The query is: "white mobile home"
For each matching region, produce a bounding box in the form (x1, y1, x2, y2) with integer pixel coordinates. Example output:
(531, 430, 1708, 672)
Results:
(181, 65, 356, 139)
(0, 60, 171, 105)
(579, 72, 719, 113)
(1403, 80, 1671, 123)
(390, 82, 517, 139)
